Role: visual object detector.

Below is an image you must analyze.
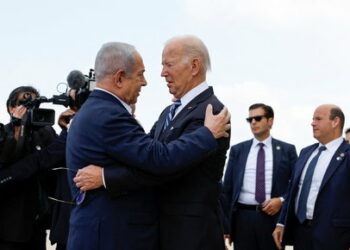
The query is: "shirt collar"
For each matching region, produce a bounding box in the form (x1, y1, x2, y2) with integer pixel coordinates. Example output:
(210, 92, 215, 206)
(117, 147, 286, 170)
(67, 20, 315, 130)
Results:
(94, 87, 133, 115)
(252, 136, 272, 149)
(178, 81, 209, 107)
(319, 136, 344, 153)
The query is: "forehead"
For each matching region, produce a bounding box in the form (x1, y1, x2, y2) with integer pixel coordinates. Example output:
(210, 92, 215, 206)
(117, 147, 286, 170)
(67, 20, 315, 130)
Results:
(313, 106, 330, 118)
(249, 107, 265, 115)
(133, 52, 145, 71)
(162, 42, 184, 59)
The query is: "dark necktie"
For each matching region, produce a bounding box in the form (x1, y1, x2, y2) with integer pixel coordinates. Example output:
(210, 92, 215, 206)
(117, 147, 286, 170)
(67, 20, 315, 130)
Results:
(255, 143, 265, 204)
(163, 99, 181, 131)
(296, 145, 327, 223)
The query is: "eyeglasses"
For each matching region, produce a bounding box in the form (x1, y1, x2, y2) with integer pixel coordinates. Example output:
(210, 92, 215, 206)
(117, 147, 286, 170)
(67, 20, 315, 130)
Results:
(246, 115, 266, 123)
(47, 167, 86, 205)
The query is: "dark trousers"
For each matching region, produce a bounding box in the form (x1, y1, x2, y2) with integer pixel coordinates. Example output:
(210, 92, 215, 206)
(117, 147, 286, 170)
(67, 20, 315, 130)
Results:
(232, 208, 279, 250)
(0, 228, 46, 250)
(293, 221, 313, 250)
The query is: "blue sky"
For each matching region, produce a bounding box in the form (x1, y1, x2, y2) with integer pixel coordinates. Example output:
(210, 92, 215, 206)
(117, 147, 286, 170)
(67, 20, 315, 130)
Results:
(0, 0, 349, 151)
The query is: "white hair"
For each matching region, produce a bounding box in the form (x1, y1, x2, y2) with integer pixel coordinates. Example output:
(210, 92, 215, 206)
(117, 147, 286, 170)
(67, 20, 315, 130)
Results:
(165, 35, 211, 72)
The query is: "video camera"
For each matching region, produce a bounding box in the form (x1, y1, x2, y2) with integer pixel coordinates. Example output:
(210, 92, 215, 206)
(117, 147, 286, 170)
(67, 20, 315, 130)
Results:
(15, 69, 96, 127)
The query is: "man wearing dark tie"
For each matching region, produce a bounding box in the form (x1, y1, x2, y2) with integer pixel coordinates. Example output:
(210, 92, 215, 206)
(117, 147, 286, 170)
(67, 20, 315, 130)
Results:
(222, 103, 297, 250)
(74, 35, 231, 250)
(66, 41, 230, 250)
(273, 104, 350, 250)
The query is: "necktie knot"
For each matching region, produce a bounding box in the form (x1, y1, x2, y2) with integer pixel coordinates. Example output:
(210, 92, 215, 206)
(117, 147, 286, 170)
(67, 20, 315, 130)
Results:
(319, 145, 327, 152)
(258, 142, 264, 148)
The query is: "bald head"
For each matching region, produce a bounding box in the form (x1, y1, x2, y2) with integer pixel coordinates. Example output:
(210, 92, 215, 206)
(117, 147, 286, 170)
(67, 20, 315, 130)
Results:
(311, 104, 344, 144)
(165, 35, 211, 73)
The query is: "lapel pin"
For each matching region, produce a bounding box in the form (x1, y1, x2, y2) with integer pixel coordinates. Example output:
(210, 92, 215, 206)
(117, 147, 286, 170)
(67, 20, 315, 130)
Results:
(337, 153, 345, 161)
(276, 146, 281, 150)
(187, 106, 193, 110)
(170, 127, 174, 130)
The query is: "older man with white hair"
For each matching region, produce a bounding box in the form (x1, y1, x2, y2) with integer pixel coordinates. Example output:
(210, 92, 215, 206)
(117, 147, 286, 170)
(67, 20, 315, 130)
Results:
(74, 36, 231, 250)
(66, 41, 230, 250)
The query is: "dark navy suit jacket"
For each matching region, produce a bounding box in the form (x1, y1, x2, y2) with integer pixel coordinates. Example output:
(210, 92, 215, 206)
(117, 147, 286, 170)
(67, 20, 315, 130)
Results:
(222, 138, 297, 237)
(65, 89, 218, 250)
(102, 87, 230, 250)
(278, 140, 350, 249)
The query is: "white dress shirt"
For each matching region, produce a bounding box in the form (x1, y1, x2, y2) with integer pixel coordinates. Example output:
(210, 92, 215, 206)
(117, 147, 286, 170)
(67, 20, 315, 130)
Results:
(295, 136, 343, 219)
(173, 81, 209, 118)
(238, 136, 273, 205)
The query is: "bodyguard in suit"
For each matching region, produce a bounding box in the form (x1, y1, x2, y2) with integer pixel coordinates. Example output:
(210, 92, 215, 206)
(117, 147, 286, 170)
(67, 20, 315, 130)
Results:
(66, 42, 230, 250)
(74, 35, 231, 250)
(223, 103, 297, 250)
(273, 105, 350, 250)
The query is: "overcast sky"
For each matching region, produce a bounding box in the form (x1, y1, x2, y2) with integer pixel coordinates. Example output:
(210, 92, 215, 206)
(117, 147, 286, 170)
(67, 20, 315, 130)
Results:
(0, 0, 349, 152)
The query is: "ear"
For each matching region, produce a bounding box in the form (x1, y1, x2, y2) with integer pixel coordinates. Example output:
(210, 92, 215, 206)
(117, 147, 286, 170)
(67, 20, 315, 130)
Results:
(113, 69, 125, 88)
(191, 58, 201, 76)
(331, 116, 340, 128)
(268, 117, 274, 129)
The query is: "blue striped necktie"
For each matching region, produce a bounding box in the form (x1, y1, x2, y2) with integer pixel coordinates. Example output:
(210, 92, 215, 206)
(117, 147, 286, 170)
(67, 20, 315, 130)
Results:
(296, 145, 327, 223)
(163, 99, 181, 131)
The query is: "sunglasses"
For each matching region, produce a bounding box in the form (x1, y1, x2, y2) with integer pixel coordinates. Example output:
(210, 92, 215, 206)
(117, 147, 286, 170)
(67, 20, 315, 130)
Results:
(246, 115, 266, 123)
(47, 167, 86, 205)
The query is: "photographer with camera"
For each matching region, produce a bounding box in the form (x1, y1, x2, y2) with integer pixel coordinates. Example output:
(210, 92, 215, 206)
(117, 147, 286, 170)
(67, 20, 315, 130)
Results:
(0, 86, 69, 250)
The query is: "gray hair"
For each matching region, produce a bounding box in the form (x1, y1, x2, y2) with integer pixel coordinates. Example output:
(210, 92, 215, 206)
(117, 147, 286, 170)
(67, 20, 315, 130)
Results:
(165, 35, 211, 72)
(94, 42, 137, 82)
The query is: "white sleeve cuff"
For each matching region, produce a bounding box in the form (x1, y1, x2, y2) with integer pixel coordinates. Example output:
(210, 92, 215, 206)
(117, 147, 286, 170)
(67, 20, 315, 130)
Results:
(102, 168, 106, 188)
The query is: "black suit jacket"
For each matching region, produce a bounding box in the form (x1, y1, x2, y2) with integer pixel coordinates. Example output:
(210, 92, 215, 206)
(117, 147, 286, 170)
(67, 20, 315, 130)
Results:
(0, 124, 58, 242)
(222, 138, 297, 237)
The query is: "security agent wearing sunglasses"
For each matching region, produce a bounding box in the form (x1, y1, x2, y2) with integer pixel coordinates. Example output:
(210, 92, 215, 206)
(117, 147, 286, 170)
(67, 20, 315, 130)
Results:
(222, 103, 297, 250)
(0, 86, 76, 250)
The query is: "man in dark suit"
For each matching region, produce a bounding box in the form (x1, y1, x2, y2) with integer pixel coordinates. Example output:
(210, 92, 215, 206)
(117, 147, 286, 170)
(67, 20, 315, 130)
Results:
(222, 103, 297, 250)
(74, 36, 230, 250)
(273, 104, 350, 250)
(66, 41, 230, 250)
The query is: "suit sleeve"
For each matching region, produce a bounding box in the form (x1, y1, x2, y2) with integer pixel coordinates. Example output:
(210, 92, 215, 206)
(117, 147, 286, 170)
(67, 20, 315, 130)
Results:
(0, 130, 67, 189)
(222, 147, 236, 234)
(281, 144, 298, 199)
(278, 147, 302, 225)
(103, 113, 217, 176)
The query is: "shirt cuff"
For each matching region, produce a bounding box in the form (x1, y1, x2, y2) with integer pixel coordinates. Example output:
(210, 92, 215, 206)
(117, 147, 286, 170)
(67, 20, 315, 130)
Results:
(276, 223, 285, 227)
(102, 168, 106, 188)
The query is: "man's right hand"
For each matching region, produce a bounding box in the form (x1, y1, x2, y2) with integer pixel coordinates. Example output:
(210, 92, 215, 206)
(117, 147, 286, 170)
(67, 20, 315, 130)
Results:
(204, 104, 230, 139)
(272, 225, 284, 249)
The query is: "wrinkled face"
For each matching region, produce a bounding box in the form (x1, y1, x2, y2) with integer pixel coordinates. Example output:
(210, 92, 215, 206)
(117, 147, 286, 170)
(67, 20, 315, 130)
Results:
(311, 106, 335, 143)
(248, 107, 273, 139)
(161, 42, 193, 99)
(122, 53, 147, 104)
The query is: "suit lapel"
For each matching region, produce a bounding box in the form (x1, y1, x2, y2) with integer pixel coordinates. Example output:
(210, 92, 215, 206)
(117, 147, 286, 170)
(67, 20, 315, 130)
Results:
(236, 140, 253, 191)
(271, 138, 282, 189)
(172, 87, 214, 126)
(154, 107, 170, 140)
(319, 140, 348, 191)
(291, 144, 318, 193)
(160, 87, 214, 138)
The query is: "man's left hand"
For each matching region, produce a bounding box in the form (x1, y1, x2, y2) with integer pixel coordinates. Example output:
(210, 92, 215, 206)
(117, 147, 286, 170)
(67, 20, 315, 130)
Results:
(74, 165, 103, 191)
(262, 197, 282, 216)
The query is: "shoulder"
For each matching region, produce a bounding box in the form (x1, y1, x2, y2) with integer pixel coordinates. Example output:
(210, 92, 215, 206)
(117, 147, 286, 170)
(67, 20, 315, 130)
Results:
(272, 138, 296, 150)
(230, 140, 252, 153)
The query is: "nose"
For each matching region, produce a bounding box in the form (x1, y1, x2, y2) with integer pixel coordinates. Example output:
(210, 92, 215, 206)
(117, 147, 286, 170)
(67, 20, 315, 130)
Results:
(161, 66, 167, 77)
(142, 78, 147, 86)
